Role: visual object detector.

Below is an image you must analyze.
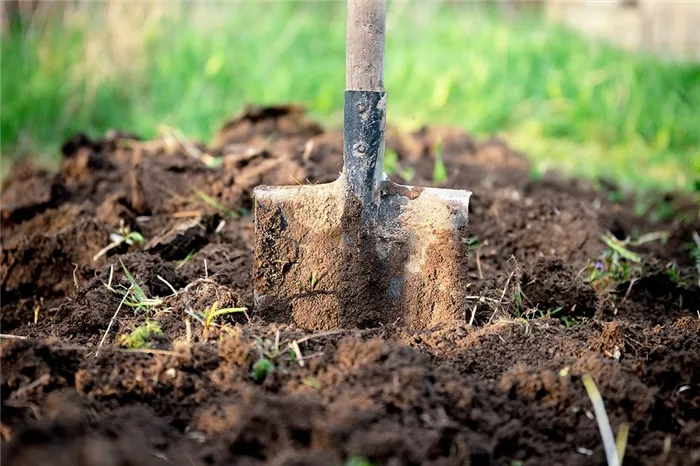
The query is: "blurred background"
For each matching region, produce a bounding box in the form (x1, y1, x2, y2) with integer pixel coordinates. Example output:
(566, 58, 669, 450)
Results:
(1, 0, 699, 191)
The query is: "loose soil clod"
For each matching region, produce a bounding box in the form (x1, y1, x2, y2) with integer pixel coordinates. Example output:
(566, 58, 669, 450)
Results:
(1, 105, 699, 465)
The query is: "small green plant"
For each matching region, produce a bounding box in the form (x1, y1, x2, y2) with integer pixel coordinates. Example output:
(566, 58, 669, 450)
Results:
(195, 190, 240, 218)
(513, 283, 523, 318)
(249, 330, 301, 377)
(534, 306, 562, 320)
(464, 236, 482, 251)
(186, 300, 248, 338)
(117, 261, 165, 313)
(93, 220, 144, 261)
(603, 234, 642, 262)
(432, 138, 447, 185)
(560, 315, 586, 329)
(249, 357, 274, 382)
(296, 272, 320, 291)
(254, 332, 284, 360)
(537, 306, 585, 328)
(248, 329, 322, 381)
(587, 233, 644, 294)
(550, 306, 564, 316)
(588, 231, 668, 294)
(666, 262, 689, 287)
(119, 321, 163, 349)
(203, 301, 247, 328)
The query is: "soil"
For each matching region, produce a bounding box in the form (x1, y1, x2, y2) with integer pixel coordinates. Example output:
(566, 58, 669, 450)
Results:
(2, 104, 699, 466)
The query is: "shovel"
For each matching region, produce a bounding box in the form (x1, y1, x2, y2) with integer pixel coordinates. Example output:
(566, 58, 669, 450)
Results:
(253, 0, 471, 330)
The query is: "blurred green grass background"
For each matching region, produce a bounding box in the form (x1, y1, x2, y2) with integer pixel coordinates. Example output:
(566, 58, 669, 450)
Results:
(1, 1, 699, 191)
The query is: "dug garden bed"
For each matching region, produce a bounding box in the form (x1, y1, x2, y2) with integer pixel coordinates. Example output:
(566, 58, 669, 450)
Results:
(1, 105, 699, 466)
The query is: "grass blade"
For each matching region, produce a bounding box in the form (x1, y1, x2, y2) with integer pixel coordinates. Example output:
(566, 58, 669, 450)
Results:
(629, 231, 669, 246)
(195, 190, 240, 218)
(602, 234, 641, 263)
(185, 309, 205, 325)
(582, 374, 622, 466)
(616, 424, 630, 465)
(210, 307, 248, 319)
(119, 260, 147, 303)
(176, 249, 197, 270)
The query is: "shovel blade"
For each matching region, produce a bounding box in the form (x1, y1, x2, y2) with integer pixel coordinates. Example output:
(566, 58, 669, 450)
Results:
(253, 178, 471, 330)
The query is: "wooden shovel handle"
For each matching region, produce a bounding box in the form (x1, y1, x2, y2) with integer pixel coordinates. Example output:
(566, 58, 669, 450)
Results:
(346, 0, 386, 91)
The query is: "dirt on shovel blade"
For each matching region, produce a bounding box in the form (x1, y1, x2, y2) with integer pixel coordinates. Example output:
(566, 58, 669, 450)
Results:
(1, 105, 699, 466)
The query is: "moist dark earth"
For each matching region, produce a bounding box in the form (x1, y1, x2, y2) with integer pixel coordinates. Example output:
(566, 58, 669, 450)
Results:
(1, 105, 699, 466)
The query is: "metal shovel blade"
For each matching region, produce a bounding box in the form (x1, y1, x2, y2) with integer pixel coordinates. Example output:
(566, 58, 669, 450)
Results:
(253, 93, 471, 331)
(253, 176, 471, 331)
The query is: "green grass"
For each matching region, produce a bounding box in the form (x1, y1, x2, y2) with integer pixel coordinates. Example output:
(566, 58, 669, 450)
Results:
(249, 357, 274, 383)
(119, 320, 163, 349)
(93, 220, 144, 262)
(2, 1, 699, 191)
(185, 300, 248, 330)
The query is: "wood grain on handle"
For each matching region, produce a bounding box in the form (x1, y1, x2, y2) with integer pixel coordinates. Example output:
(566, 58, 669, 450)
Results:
(346, 0, 387, 91)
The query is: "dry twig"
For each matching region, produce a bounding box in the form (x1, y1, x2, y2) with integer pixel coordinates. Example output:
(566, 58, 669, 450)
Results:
(96, 284, 133, 357)
(488, 270, 515, 324)
(0, 334, 28, 340)
(10, 374, 51, 400)
(476, 241, 485, 280)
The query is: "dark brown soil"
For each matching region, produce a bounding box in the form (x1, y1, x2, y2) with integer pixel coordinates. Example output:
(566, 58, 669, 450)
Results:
(2, 105, 699, 466)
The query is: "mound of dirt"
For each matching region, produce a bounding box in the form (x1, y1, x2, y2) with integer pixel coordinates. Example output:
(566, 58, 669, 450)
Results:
(2, 105, 699, 466)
